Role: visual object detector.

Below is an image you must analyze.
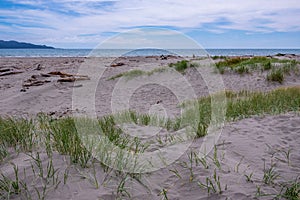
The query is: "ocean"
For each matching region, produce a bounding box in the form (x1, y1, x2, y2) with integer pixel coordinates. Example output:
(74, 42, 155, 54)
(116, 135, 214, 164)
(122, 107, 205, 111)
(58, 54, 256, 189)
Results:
(0, 48, 299, 57)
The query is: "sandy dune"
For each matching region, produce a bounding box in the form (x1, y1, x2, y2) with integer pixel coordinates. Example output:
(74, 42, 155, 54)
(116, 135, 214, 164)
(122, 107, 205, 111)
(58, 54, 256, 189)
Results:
(0, 56, 299, 199)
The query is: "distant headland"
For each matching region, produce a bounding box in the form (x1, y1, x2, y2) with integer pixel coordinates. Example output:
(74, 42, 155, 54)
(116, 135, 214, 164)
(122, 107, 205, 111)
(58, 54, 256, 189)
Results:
(0, 40, 54, 49)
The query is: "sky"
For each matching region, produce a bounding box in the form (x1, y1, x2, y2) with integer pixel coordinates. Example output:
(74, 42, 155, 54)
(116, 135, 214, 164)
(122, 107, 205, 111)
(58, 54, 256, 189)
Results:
(0, 0, 300, 49)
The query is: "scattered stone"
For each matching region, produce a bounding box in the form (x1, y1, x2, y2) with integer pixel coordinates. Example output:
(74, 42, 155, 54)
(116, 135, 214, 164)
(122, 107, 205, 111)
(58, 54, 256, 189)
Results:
(156, 100, 163, 104)
(20, 88, 26, 92)
(160, 55, 167, 60)
(275, 53, 286, 57)
(31, 75, 38, 79)
(49, 111, 56, 116)
(167, 55, 180, 59)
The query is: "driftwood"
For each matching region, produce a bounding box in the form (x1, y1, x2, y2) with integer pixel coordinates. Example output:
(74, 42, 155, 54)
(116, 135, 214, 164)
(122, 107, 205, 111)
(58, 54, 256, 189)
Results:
(23, 80, 51, 87)
(0, 68, 11, 73)
(48, 71, 89, 78)
(47, 71, 90, 82)
(35, 64, 42, 70)
(0, 71, 23, 77)
(57, 77, 90, 82)
(110, 62, 125, 67)
(40, 73, 51, 77)
(48, 71, 73, 77)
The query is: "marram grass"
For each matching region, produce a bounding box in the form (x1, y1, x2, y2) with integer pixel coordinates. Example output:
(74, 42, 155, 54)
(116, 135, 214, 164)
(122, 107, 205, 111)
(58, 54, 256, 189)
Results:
(108, 60, 200, 80)
(0, 87, 299, 163)
(215, 56, 299, 81)
(0, 87, 300, 199)
(108, 67, 169, 80)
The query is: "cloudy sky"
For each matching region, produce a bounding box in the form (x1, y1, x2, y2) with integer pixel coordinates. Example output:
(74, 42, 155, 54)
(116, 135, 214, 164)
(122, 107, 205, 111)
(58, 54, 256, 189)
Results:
(0, 0, 300, 48)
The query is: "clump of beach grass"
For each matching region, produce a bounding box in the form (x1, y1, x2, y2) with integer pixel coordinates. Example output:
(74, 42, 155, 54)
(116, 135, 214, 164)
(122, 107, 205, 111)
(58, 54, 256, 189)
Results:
(282, 178, 300, 200)
(108, 60, 200, 80)
(198, 169, 225, 195)
(0, 117, 35, 153)
(108, 67, 168, 80)
(169, 60, 198, 73)
(266, 68, 284, 83)
(215, 56, 298, 77)
(211, 55, 227, 60)
(181, 86, 300, 136)
(49, 117, 93, 167)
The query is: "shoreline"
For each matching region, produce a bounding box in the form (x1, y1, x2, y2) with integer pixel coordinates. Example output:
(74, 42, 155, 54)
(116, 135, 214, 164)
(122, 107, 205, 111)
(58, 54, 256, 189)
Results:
(0, 53, 299, 60)
(1, 48, 300, 58)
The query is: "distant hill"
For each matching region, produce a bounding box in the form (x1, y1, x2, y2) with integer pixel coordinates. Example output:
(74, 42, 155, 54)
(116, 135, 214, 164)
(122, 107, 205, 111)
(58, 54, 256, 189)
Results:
(0, 40, 54, 49)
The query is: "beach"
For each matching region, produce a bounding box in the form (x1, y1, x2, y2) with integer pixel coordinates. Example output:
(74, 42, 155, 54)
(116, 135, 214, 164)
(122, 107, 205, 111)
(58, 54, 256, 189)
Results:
(0, 55, 299, 199)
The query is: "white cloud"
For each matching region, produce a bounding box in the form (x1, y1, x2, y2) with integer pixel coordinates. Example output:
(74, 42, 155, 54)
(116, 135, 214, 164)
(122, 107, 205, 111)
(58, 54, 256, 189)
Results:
(2, 0, 300, 47)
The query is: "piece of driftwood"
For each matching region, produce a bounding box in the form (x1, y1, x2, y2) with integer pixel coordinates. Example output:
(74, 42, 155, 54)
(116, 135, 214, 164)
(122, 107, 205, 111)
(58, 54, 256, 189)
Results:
(23, 80, 51, 87)
(0, 68, 11, 73)
(35, 64, 42, 70)
(48, 71, 89, 78)
(40, 73, 51, 77)
(57, 77, 90, 82)
(0, 71, 23, 77)
(48, 71, 73, 77)
(110, 62, 125, 67)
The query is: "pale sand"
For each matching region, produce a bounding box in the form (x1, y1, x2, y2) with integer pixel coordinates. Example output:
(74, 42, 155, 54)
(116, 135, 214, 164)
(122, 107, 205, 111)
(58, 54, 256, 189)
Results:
(0, 56, 299, 199)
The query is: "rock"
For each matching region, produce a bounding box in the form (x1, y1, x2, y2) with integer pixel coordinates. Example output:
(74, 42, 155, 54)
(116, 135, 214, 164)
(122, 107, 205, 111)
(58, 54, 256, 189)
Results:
(156, 100, 162, 104)
(31, 75, 38, 79)
(160, 55, 167, 60)
(49, 111, 56, 116)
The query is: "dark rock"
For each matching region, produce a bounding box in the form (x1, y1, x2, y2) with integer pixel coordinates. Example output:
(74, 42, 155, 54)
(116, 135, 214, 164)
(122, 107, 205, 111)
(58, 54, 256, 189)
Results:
(160, 55, 167, 60)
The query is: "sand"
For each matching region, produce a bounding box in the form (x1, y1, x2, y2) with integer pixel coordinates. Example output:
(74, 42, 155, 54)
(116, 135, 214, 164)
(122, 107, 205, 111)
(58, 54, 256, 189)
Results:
(0, 55, 299, 199)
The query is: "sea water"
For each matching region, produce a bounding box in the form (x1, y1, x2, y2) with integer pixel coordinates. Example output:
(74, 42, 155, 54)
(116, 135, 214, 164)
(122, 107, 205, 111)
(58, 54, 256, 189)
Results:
(0, 48, 299, 57)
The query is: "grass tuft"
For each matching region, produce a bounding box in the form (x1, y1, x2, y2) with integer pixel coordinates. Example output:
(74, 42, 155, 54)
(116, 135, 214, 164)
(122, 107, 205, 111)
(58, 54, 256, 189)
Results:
(49, 117, 92, 167)
(215, 56, 298, 77)
(108, 67, 168, 80)
(282, 178, 300, 200)
(0, 117, 35, 153)
(169, 60, 197, 73)
(266, 68, 284, 84)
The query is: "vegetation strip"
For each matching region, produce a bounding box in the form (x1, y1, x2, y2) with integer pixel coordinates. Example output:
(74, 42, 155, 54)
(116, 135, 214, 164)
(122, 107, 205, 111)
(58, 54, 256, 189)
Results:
(0, 86, 300, 199)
